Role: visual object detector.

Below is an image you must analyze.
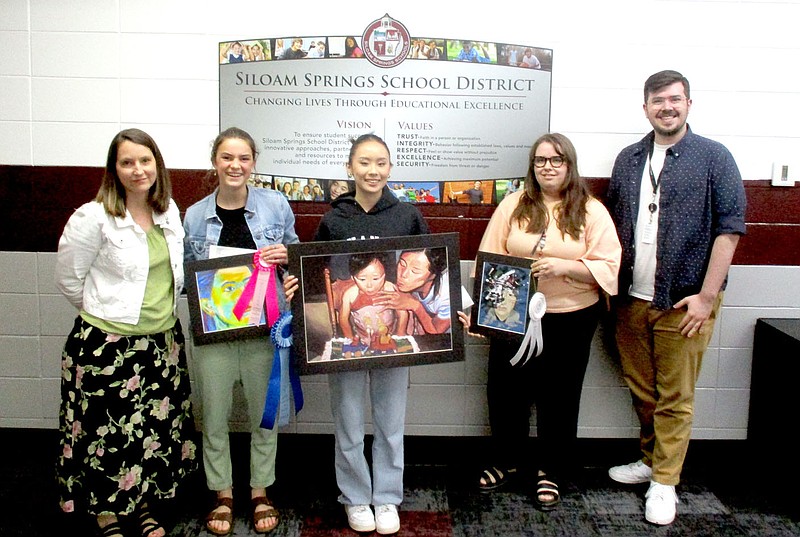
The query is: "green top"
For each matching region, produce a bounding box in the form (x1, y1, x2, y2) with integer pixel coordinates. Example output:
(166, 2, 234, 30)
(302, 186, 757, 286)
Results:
(81, 226, 176, 336)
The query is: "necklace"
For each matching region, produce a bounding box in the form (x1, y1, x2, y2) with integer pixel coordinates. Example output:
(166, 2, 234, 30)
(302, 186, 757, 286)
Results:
(534, 229, 546, 258)
(533, 210, 550, 258)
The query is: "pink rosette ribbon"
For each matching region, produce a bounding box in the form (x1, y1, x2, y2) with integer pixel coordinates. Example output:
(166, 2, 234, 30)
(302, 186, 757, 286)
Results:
(233, 252, 280, 328)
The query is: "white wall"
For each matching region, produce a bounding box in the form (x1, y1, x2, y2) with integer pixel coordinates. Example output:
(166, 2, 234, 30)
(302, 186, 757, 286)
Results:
(1, 0, 799, 179)
(2, 1, 800, 434)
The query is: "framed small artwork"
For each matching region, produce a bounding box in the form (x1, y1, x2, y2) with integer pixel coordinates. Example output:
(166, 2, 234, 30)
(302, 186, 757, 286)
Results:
(185, 253, 273, 346)
(288, 233, 464, 375)
(469, 251, 535, 338)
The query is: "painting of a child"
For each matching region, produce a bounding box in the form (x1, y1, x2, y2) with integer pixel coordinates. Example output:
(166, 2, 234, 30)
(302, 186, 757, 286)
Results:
(339, 253, 408, 356)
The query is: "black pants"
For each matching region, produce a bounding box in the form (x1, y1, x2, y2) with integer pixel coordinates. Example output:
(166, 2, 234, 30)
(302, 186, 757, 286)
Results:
(486, 302, 600, 480)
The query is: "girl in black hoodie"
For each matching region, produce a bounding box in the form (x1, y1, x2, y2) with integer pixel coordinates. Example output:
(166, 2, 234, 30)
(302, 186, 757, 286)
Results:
(316, 134, 427, 535)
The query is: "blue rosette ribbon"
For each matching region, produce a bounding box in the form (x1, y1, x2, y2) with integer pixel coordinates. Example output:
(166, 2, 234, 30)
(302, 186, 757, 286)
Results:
(261, 311, 304, 429)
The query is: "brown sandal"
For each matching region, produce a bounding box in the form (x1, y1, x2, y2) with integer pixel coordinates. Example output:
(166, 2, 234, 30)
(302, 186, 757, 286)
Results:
(206, 496, 234, 536)
(251, 495, 280, 534)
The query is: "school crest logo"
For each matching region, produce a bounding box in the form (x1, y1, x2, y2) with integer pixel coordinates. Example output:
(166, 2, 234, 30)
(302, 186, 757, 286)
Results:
(361, 14, 411, 68)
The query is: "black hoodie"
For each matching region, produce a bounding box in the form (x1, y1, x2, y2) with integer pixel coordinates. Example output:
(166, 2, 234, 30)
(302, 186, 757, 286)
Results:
(314, 186, 429, 241)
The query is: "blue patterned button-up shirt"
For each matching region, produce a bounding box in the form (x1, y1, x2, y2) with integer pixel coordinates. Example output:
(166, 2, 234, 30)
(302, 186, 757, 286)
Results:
(607, 126, 746, 310)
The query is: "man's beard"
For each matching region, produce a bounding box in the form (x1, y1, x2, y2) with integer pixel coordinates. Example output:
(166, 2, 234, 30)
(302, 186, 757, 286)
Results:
(655, 124, 685, 138)
(654, 112, 686, 138)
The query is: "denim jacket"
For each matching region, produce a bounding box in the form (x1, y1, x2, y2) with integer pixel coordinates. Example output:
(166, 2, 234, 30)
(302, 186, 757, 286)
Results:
(182, 186, 299, 263)
(55, 200, 185, 324)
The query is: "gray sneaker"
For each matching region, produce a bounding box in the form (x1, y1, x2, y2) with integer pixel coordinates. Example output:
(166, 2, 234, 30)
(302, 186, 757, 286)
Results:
(608, 460, 652, 484)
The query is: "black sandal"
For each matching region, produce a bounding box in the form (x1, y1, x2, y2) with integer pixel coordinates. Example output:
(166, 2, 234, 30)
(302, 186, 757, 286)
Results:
(535, 473, 560, 511)
(136, 503, 165, 537)
(478, 466, 517, 492)
(99, 521, 125, 537)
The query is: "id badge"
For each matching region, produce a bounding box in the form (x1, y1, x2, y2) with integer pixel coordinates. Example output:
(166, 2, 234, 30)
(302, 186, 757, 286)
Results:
(641, 221, 656, 244)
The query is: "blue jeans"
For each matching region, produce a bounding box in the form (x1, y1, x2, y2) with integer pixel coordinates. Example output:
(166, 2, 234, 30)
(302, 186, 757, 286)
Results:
(329, 367, 409, 506)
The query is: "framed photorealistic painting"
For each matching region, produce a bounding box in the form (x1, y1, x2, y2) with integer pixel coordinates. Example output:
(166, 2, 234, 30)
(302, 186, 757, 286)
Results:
(469, 251, 536, 339)
(288, 233, 464, 375)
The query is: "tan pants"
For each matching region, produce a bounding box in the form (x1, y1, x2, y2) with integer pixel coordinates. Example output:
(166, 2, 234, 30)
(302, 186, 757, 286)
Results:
(615, 294, 722, 485)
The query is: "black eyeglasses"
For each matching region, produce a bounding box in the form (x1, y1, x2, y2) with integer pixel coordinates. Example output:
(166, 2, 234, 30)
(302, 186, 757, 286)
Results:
(532, 156, 565, 169)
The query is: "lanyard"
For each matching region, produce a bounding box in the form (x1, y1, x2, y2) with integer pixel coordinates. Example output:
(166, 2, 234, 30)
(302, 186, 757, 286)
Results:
(646, 143, 664, 218)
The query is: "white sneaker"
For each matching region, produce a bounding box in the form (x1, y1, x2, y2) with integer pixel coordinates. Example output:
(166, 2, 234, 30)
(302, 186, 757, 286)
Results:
(374, 504, 400, 535)
(608, 460, 653, 484)
(645, 481, 678, 525)
(344, 504, 375, 532)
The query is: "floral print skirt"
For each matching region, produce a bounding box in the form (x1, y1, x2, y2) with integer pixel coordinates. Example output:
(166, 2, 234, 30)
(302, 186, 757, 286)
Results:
(57, 317, 197, 516)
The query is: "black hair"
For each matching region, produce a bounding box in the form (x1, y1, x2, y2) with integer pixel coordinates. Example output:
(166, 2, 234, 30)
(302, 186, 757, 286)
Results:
(348, 252, 388, 277)
(401, 247, 447, 296)
(347, 133, 391, 165)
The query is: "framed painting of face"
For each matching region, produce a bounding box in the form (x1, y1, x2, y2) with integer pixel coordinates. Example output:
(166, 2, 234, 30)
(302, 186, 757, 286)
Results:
(185, 253, 273, 345)
(469, 251, 536, 339)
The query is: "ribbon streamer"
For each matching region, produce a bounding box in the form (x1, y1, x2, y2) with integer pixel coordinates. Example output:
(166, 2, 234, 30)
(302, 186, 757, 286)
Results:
(233, 252, 280, 327)
(261, 312, 304, 430)
(509, 292, 547, 366)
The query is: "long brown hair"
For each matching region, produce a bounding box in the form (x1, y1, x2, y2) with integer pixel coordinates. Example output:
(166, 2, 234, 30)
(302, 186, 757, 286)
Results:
(211, 127, 258, 163)
(510, 133, 591, 240)
(205, 126, 258, 190)
(95, 128, 171, 217)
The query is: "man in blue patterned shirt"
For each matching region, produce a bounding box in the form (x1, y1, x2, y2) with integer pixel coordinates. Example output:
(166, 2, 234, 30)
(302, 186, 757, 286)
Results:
(606, 70, 746, 526)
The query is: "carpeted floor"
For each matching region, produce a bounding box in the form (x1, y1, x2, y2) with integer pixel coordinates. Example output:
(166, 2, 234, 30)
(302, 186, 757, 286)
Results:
(3, 430, 797, 536)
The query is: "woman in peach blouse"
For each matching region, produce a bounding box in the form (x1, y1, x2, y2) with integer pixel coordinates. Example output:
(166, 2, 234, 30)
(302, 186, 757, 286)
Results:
(475, 133, 621, 511)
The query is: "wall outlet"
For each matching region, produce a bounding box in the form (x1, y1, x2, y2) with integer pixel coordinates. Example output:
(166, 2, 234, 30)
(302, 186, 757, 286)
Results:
(771, 162, 795, 187)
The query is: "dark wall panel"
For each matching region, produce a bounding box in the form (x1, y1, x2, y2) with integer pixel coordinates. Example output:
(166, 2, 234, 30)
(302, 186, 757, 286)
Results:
(2, 166, 798, 265)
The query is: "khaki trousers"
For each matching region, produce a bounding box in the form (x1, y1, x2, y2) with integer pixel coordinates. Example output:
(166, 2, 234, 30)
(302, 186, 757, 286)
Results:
(615, 294, 722, 485)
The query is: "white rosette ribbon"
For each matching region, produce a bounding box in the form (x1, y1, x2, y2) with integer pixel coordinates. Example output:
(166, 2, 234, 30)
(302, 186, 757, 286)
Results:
(509, 291, 546, 366)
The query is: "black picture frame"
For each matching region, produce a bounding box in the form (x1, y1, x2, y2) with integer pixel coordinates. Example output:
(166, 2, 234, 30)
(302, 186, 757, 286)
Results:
(288, 233, 464, 375)
(469, 251, 536, 339)
(185, 252, 273, 346)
